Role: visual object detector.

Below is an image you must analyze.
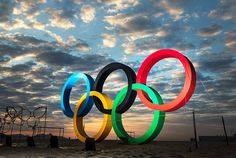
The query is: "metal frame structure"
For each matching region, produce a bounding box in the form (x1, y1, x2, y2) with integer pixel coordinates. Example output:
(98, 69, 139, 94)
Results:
(0, 106, 64, 138)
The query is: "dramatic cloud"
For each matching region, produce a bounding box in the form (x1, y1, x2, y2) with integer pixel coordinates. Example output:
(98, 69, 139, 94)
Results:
(0, 19, 29, 31)
(47, 9, 75, 29)
(80, 5, 96, 23)
(154, 0, 185, 21)
(118, 16, 160, 36)
(0, 0, 236, 140)
(208, 0, 236, 22)
(224, 29, 236, 50)
(197, 24, 222, 37)
(198, 53, 235, 73)
(0, 0, 15, 22)
(98, 0, 139, 13)
(12, 0, 46, 18)
(105, 14, 160, 40)
(122, 38, 161, 55)
(0, 34, 115, 131)
(101, 33, 116, 47)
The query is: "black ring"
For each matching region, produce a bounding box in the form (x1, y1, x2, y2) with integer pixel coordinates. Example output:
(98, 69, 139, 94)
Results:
(93, 62, 137, 114)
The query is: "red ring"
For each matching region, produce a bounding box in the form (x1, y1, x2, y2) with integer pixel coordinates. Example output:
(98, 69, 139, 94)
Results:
(136, 49, 196, 112)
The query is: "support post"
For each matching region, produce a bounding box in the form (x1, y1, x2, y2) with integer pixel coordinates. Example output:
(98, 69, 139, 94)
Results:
(5, 135, 12, 147)
(192, 111, 198, 149)
(85, 138, 96, 151)
(221, 116, 229, 145)
(44, 107, 47, 135)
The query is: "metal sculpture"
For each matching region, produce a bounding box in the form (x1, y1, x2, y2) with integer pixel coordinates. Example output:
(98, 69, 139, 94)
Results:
(0, 106, 64, 137)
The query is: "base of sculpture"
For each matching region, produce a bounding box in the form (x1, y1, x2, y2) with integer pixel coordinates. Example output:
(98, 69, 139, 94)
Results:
(5, 135, 12, 147)
(85, 138, 96, 151)
(27, 136, 35, 147)
(50, 135, 59, 148)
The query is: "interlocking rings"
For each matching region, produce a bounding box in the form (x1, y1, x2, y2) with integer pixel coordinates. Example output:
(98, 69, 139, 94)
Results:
(60, 49, 197, 144)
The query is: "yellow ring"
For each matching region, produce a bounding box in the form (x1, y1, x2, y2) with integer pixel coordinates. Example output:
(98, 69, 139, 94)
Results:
(73, 91, 112, 142)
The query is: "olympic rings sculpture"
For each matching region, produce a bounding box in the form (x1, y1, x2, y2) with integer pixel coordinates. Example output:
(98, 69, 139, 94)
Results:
(60, 49, 196, 144)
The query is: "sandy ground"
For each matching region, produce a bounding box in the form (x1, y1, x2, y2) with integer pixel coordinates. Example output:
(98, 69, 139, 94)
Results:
(0, 141, 235, 158)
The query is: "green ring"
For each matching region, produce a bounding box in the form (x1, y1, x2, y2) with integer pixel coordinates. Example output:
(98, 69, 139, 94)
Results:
(111, 83, 165, 144)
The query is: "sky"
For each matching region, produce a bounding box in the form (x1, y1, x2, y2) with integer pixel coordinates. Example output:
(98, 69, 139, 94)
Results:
(0, 0, 236, 141)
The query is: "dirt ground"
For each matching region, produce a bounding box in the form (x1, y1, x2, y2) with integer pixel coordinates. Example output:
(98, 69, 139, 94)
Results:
(0, 141, 235, 158)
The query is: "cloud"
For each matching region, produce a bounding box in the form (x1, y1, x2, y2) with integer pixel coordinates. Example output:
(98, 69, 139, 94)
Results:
(47, 9, 75, 29)
(122, 42, 136, 55)
(105, 14, 160, 40)
(118, 16, 159, 35)
(104, 13, 127, 27)
(103, 1, 184, 43)
(0, 34, 115, 129)
(0, 0, 15, 22)
(198, 53, 235, 73)
(0, 33, 90, 56)
(0, 34, 91, 63)
(73, 0, 81, 4)
(122, 38, 160, 55)
(28, 19, 45, 30)
(101, 33, 116, 48)
(120, 22, 194, 54)
(197, 24, 222, 37)
(12, 0, 46, 19)
(172, 41, 195, 51)
(224, 29, 236, 50)
(5, 53, 36, 67)
(0, 19, 29, 31)
(80, 5, 96, 23)
(148, 0, 188, 22)
(0, 13, 67, 45)
(98, 0, 139, 13)
(103, 7, 190, 48)
(0, 0, 236, 139)
(208, 0, 236, 22)
(65, 35, 91, 51)
(37, 51, 114, 70)
(37, 52, 79, 66)
(199, 38, 215, 50)
(0, 16, 65, 44)
(155, 0, 184, 21)
(52, 110, 63, 115)
(194, 52, 236, 113)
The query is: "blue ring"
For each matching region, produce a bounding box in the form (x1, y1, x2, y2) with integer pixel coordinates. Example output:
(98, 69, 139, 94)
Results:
(60, 72, 94, 117)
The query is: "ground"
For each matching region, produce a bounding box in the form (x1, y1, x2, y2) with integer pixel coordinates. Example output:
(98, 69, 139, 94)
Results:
(0, 141, 235, 158)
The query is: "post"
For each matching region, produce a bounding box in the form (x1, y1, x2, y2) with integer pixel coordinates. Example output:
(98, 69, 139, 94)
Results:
(50, 135, 59, 148)
(19, 107, 23, 135)
(62, 128, 64, 137)
(5, 135, 12, 147)
(27, 136, 35, 147)
(44, 107, 47, 135)
(59, 128, 61, 137)
(192, 111, 198, 148)
(10, 123, 14, 136)
(221, 116, 229, 145)
(19, 107, 23, 143)
(85, 138, 96, 151)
